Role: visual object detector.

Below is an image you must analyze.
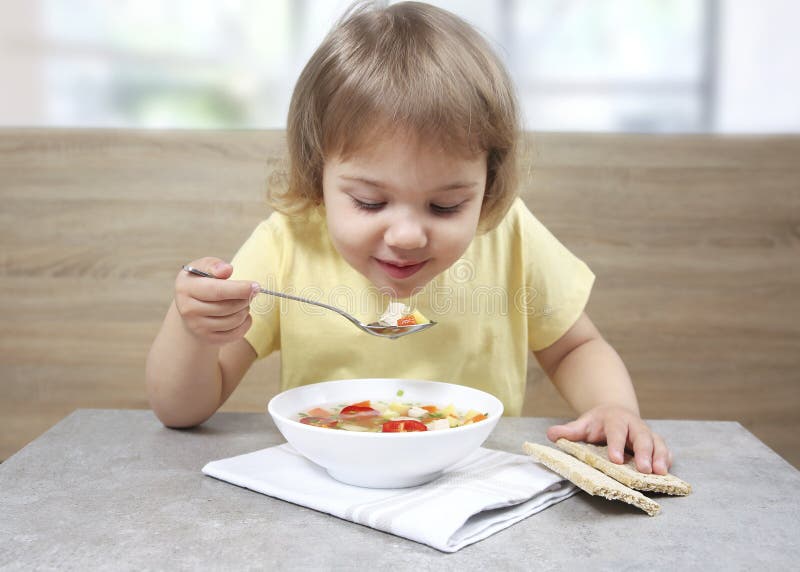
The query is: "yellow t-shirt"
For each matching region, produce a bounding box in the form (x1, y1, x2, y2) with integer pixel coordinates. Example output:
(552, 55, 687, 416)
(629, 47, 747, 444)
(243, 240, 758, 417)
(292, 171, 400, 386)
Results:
(230, 197, 594, 415)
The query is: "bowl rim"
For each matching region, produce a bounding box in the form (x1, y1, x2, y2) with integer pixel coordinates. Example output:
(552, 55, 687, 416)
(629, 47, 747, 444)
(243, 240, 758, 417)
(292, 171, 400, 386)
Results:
(267, 377, 504, 438)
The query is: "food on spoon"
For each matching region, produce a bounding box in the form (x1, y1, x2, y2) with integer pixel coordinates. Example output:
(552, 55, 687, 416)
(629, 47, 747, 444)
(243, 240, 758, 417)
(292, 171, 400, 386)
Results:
(296, 399, 488, 432)
(376, 301, 430, 327)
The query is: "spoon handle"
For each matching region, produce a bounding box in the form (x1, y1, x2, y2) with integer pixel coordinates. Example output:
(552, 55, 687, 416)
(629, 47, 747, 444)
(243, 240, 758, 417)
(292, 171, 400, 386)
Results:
(257, 287, 364, 328)
(181, 265, 364, 328)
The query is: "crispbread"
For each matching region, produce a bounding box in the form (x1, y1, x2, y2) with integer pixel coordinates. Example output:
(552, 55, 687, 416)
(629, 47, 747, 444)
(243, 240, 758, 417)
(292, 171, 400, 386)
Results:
(523, 442, 660, 516)
(555, 439, 691, 496)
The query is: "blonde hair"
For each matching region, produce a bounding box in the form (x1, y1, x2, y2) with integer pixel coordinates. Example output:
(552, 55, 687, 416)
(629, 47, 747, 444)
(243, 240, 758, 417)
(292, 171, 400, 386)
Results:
(270, 1, 520, 232)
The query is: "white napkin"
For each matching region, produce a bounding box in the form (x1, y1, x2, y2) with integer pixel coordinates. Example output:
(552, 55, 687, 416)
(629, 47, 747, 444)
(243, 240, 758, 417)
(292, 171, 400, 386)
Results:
(202, 444, 576, 553)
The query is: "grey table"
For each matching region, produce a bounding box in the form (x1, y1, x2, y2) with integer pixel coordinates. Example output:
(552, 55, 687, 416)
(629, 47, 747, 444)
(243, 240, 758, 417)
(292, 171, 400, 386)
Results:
(1, 410, 798, 571)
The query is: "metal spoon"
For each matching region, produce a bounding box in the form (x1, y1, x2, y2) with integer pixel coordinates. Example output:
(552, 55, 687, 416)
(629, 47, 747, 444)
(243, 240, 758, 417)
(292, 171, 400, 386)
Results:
(182, 265, 436, 340)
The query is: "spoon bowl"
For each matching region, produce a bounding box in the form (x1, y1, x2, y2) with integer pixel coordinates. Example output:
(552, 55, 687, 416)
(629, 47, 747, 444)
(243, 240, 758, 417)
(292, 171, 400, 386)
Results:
(362, 321, 436, 339)
(182, 265, 436, 340)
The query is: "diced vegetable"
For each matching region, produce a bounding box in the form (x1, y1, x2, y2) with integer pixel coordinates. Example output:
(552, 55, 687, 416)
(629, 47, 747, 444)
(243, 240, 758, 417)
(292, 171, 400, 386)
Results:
(407, 406, 428, 418)
(339, 405, 379, 417)
(381, 419, 427, 432)
(338, 422, 372, 432)
(463, 409, 481, 421)
(377, 303, 430, 327)
(296, 399, 488, 432)
(426, 419, 450, 431)
(397, 315, 417, 326)
(307, 407, 331, 418)
(411, 309, 430, 324)
(389, 402, 409, 415)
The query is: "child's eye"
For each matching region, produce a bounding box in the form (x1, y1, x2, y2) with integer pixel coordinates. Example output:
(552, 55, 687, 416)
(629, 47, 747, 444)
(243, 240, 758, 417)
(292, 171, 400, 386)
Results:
(351, 197, 385, 211)
(431, 202, 463, 215)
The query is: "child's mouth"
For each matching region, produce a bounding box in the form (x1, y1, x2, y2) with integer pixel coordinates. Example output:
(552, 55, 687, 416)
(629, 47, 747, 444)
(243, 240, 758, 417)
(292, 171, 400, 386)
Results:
(376, 258, 428, 279)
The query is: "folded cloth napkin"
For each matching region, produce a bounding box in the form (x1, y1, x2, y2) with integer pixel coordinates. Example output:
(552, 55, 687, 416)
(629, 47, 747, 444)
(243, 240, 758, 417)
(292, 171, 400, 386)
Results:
(202, 444, 576, 553)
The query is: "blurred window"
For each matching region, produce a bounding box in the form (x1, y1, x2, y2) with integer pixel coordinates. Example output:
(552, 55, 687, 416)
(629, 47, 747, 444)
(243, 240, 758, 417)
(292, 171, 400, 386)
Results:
(0, 0, 738, 132)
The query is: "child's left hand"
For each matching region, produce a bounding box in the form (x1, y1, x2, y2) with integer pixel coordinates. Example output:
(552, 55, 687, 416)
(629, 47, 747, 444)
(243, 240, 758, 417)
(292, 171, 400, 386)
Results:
(546, 405, 672, 475)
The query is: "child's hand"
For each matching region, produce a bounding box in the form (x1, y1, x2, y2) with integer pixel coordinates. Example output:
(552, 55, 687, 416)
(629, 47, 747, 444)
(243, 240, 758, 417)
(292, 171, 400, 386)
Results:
(174, 257, 259, 346)
(546, 405, 673, 475)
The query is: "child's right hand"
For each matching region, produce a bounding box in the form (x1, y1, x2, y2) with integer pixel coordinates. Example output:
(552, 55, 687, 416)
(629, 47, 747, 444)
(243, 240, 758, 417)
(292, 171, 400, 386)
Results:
(174, 257, 259, 346)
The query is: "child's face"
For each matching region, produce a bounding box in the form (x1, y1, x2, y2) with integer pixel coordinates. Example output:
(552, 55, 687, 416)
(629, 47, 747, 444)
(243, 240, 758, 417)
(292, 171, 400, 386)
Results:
(322, 132, 487, 299)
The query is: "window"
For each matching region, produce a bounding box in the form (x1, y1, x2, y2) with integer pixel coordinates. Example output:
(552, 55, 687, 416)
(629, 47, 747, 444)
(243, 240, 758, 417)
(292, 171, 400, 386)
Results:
(0, 0, 796, 132)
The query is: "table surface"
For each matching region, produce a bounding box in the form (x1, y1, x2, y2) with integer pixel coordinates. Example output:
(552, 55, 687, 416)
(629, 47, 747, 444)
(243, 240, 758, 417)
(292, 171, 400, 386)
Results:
(1, 410, 798, 571)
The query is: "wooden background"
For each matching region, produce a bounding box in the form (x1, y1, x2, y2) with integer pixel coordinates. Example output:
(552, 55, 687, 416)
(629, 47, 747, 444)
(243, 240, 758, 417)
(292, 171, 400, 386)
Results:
(1, 129, 798, 468)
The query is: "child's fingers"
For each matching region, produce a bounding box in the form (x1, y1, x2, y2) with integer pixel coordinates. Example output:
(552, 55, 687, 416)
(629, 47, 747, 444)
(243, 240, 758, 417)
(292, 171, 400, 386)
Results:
(179, 272, 258, 303)
(176, 257, 233, 284)
(546, 417, 589, 443)
(190, 308, 252, 344)
(183, 296, 253, 318)
(174, 257, 258, 345)
(603, 421, 630, 464)
(203, 308, 252, 334)
(630, 428, 655, 474)
(191, 257, 234, 279)
(651, 433, 671, 475)
(207, 313, 253, 345)
(194, 278, 256, 303)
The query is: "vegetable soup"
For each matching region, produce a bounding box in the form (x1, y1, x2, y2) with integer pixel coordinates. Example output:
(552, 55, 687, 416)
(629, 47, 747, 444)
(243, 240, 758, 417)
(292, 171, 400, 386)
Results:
(297, 399, 488, 432)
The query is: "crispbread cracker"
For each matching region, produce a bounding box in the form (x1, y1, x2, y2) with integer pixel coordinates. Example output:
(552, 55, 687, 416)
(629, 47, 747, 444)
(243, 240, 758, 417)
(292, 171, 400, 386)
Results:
(523, 442, 660, 516)
(555, 439, 691, 496)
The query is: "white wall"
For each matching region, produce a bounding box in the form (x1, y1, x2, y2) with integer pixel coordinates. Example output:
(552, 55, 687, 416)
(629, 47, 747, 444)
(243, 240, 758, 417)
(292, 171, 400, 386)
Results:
(0, 1, 42, 125)
(715, 0, 800, 132)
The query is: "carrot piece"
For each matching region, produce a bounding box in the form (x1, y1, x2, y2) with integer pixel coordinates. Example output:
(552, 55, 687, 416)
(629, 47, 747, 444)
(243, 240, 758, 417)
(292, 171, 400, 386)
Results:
(307, 407, 331, 417)
(397, 315, 417, 326)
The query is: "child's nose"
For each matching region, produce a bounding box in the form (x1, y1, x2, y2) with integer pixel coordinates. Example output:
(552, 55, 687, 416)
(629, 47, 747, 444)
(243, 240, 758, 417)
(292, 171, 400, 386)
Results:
(384, 215, 428, 250)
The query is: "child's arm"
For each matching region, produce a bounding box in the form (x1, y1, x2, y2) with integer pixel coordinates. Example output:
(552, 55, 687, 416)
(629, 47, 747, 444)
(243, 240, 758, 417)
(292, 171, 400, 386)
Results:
(145, 258, 258, 428)
(533, 312, 672, 475)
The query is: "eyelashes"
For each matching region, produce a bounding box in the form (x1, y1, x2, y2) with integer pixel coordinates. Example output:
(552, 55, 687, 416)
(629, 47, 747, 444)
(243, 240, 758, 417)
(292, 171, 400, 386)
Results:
(349, 197, 464, 215)
(350, 197, 385, 211)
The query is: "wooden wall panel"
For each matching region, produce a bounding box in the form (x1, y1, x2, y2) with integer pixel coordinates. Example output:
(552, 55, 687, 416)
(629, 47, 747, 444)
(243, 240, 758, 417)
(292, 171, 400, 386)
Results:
(517, 134, 800, 468)
(1, 129, 798, 468)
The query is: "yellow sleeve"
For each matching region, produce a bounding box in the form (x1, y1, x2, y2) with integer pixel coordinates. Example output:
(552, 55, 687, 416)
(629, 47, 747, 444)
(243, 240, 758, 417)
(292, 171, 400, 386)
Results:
(518, 203, 595, 351)
(229, 215, 284, 358)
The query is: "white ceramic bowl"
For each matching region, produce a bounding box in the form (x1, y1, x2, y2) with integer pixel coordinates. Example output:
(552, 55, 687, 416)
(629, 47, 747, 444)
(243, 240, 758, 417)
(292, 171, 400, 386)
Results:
(267, 378, 503, 488)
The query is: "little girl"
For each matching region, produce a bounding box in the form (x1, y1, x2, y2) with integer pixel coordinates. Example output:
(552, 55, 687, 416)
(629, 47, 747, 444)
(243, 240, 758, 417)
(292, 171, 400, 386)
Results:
(146, 1, 672, 475)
